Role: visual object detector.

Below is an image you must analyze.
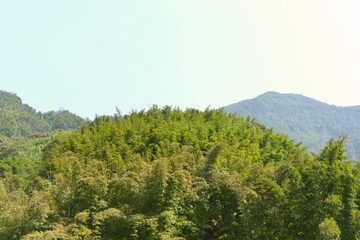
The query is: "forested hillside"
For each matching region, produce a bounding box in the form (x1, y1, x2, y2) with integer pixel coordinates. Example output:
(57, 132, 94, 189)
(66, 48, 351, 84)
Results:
(0, 90, 85, 137)
(1, 106, 359, 239)
(224, 91, 360, 159)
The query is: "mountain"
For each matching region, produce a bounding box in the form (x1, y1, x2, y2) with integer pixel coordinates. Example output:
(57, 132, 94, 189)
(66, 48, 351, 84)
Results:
(0, 90, 86, 137)
(223, 91, 360, 159)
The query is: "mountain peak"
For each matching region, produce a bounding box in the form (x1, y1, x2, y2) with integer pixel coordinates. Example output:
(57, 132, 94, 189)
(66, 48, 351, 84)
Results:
(248, 92, 329, 108)
(0, 91, 22, 108)
(260, 91, 281, 96)
(223, 92, 360, 159)
(0, 90, 86, 137)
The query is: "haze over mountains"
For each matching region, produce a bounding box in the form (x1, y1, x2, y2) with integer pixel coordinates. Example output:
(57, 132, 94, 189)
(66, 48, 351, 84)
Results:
(223, 91, 360, 159)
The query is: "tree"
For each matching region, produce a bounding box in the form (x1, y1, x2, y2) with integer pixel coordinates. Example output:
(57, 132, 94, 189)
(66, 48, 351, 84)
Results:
(319, 217, 341, 240)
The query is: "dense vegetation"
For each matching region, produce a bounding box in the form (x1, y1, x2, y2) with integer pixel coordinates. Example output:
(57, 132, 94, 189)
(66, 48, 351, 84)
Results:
(1, 106, 359, 239)
(0, 91, 85, 137)
(223, 91, 360, 159)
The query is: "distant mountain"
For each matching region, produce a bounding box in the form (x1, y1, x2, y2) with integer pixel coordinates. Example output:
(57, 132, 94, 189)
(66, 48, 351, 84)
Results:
(0, 90, 86, 137)
(223, 91, 360, 159)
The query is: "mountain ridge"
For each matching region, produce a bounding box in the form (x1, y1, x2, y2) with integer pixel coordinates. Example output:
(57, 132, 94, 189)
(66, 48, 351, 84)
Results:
(223, 91, 360, 159)
(0, 90, 86, 137)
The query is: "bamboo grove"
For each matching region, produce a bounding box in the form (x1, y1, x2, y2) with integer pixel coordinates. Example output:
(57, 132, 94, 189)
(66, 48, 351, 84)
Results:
(1, 106, 359, 239)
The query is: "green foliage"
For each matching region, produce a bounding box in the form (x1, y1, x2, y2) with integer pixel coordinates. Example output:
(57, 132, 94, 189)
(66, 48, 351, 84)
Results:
(0, 91, 22, 108)
(319, 217, 341, 240)
(2, 106, 360, 239)
(224, 91, 360, 159)
(44, 110, 86, 131)
(0, 91, 85, 138)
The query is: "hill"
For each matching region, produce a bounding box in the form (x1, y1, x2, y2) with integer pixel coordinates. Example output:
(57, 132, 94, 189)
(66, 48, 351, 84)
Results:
(0, 90, 86, 137)
(223, 91, 360, 159)
(1, 107, 360, 239)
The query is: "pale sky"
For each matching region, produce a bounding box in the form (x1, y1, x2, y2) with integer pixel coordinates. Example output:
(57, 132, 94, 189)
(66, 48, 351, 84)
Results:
(1, 0, 360, 118)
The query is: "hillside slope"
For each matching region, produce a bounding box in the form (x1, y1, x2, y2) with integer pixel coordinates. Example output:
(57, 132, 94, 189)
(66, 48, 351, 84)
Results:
(3, 107, 359, 239)
(223, 91, 360, 159)
(0, 90, 85, 137)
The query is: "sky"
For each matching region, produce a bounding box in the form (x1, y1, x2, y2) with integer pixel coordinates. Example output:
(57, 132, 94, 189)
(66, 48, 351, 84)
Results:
(1, 0, 360, 119)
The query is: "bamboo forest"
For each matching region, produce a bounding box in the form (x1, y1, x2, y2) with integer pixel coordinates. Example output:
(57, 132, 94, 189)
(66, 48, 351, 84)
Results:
(1, 98, 360, 239)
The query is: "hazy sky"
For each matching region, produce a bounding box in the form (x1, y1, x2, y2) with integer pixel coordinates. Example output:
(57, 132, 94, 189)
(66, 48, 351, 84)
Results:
(1, 0, 360, 118)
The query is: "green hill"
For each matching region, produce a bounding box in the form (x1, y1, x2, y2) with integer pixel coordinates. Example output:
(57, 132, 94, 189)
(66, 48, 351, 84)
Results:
(223, 91, 360, 159)
(1, 106, 360, 239)
(0, 90, 86, 137)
